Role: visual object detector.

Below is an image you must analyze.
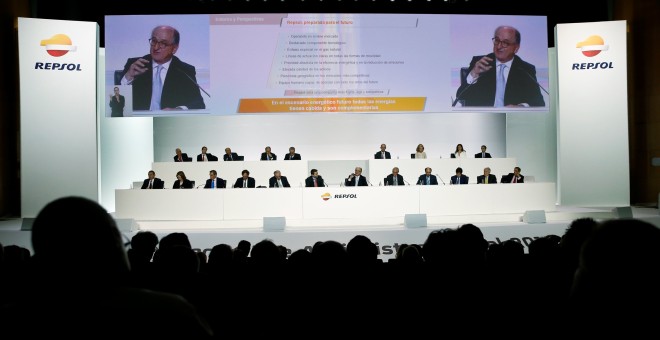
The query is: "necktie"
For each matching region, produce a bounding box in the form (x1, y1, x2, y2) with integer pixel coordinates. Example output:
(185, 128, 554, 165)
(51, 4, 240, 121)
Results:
(513, 176, 517, 183)
(485, 176, 488, 184)
(394, 177, 398, 185)
(494, 64, 506, 107)
(313, 178, 318, 187)
(148, 180, 153, 189)
(482, 152, 485, 158)
(202, 154, 206, 161)
(275, 180, 280, 187)
(150, 65, 163, 110)
(426, 176, 430, 185)
(211, 180, 215, 189)
(244, 180, 247, 188)
(355, 177, 359, 186)
(382, 152, 385, 158)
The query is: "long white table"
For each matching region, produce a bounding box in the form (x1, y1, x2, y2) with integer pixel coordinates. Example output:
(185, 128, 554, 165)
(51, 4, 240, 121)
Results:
(115, 182, 555, 221)
(149, 158, 518, 190)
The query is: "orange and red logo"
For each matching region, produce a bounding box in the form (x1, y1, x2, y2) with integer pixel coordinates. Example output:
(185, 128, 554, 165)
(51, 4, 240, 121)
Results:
(576, 35, 609, 57)
(40, 34, 77, 57)
(321, 193, 331, 201)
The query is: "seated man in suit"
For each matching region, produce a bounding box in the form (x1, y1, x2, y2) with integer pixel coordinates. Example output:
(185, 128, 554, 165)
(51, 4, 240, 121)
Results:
(269, 170, 291, 188)
(223, 147, 239, 161)
(141, 170, 164, 189)
(502, 166, 524, 183)
(197, 146, 218, 162)
(450, 167, 469, 185)
(477, 167, 497, 184)
(305, 169, 325, 187)
(345, 167, 369, 186)
(233, 169, 256, 188)
(375, 143, 391, 159)
(475, 145, 492, 158)
(260, 146, 277, 161)
(204, 170, 225, 189)
(284, 146, 301, 160)
(417, 167, 438, 185)
(173, 148, 192, 162)
(385, 167, 405, 186)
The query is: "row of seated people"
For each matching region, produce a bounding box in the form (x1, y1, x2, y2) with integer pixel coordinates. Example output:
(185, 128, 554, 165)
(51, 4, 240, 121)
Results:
(3, 196, 657, 337)
(142, 169, 328, 189)
(174, 146, 299, 162)
(141, 166, 525, 189)
(173, 143, 496, 163)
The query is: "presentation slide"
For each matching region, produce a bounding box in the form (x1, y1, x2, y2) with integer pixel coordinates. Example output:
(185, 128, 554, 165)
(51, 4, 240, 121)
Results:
(105, 13, 548, 117)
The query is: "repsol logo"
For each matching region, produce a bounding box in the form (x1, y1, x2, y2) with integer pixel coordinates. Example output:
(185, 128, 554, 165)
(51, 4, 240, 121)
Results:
(571, 62, 613, 70)
(334, 194, 357, 199)
(34, 62, 82, 71)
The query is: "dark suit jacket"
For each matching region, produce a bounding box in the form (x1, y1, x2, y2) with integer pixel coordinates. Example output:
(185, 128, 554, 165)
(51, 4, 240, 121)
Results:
(385, 174, 405, 186)
(174, 153, 192, 162)
(223, 153, 240, 161)
(475, 152, 492, 158)
(345, 175, 369, 187)
(141, 178, 164, 189)
(118, 55, 206, 110)
(455, 53, 545, 107)
(374, 151, 391, 159)
(477, 174, 498, 184)
(269, 176, 291, 188)
(204, 178, 226, 188)
(417, 175, 438, 185)
(284, 153, 301, 160)
(172, 179, 193, 189)
(197, 153, 218, 161)
(109, 94, 125, 117)
(233, 177, 256, 188)
(450, 175, 469, 185)
(260, 153, 277, 161)
(305, 176, 325, 187)
(502, 173, 525, 183)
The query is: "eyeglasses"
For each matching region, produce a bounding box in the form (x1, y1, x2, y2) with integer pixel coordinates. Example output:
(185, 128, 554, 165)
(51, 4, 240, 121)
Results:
(492, 37, 515, 48)
(148, 38, 174, 49)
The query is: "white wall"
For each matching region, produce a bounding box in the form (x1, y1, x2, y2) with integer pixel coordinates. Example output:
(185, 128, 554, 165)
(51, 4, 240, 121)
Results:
(99, 50, 155, 212)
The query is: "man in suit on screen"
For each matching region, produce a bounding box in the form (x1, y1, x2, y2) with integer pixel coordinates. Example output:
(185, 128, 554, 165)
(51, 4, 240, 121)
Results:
(454, 26, 545, 108)
(116, 25, 205, 111)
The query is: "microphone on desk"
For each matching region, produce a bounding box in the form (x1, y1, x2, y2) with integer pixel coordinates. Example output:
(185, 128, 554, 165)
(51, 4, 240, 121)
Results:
(517, 66, 550, 96)
(196, 184, 204, 189)
(404, 179, 410, 186)
(175, 66, 212, 98)
(367, 179, 372, 186)
(436, 174, 446, 186)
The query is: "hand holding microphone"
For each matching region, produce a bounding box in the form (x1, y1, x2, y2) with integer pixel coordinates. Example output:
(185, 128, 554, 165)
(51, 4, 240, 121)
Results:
(125, 57, 150, 82)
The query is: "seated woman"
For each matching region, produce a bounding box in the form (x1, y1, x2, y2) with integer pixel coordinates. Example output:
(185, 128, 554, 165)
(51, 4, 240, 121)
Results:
(172, 170, 193, 189)
(414, 143, 427, 159)
(451, 143, 467, 158)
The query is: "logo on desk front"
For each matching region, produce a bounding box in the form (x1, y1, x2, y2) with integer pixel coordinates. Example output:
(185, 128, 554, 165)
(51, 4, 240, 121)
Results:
(321, 193, 331, 201)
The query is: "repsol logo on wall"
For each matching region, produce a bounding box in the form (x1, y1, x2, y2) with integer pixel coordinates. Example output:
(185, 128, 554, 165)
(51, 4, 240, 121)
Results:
(320, 192, 358, 201)
(571, 34, 613, 71)
(35, 33, 82, 71)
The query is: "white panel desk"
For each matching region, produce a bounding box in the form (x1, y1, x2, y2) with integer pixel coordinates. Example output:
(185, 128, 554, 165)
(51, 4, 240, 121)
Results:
(116, 182, 555, 221)
(367, 158, 518, 185)
(151, 160, 309, 189)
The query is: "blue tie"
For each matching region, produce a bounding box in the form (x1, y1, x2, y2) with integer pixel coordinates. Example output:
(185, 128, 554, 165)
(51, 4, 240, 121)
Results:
(211, 180, 215, 189)
(494, 64, 506, 107)
(426, 176, 430, 185)
(150, 65, 163, 110)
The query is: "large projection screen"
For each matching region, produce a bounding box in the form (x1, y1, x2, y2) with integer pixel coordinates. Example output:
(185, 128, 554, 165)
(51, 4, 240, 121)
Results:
(104, 13, 549, 117)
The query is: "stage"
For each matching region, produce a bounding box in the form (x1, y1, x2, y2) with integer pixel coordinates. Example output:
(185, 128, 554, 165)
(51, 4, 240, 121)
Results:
(2, 205, 658, 261)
